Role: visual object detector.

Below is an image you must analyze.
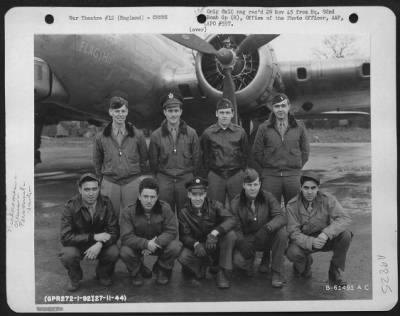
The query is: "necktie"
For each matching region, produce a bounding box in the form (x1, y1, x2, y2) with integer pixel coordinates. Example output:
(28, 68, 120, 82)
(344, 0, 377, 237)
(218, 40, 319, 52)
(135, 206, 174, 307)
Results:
(278, 122, 285, 139)
(307, 202, 313, 212)
(171, 128, 177, 154)
(116, 128, 124, 146)
(171, 128, 177, 143)
(250, 200, 257, 221)
(88, 205, 95, 220)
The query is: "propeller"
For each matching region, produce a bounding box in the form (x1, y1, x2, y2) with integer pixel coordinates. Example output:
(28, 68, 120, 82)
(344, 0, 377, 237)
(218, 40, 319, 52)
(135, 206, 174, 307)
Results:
(163, 33, 279, 123)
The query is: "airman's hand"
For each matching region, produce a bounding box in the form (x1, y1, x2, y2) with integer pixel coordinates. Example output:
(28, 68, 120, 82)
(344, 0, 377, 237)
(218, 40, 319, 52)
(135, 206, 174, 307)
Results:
(147, 237, 161, 253)
(94, 232, 111, 243)
(84, 242, 103, 260)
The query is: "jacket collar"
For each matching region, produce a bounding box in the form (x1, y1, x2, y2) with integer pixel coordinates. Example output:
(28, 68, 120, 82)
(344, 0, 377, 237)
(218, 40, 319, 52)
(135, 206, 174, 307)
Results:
(161, 119, 188, 137)
(186, 198, 210, 215)
(73, 194, 105, 214)
(135, 198, 163, 215)
(238, 189, 266, 210)
(103, 121, 135, 137)
(266, 113, 298, 128)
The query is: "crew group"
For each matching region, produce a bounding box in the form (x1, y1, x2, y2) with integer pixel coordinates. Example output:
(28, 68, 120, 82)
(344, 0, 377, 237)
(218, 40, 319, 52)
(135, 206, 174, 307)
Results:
(59, 92, 352, 292)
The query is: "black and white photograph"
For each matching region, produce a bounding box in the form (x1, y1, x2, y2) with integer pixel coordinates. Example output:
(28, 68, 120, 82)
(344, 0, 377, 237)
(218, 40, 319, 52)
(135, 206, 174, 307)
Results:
(5, 6, 397, 313)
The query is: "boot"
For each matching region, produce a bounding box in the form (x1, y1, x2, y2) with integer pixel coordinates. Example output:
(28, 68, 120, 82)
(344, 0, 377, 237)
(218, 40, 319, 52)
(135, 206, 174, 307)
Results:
(302, 255, 313, 279)
(156, 267, 171, 285)
(293, 255, 313, 279)
(182, 266, 201, 287)
(131, 273, 144, 286)
(328, 262, 347, 286)
(271, 270, 284, 288)
(98, 277, 112, 286)
(258, 251, 271, 274)
(216, 269, 230, 289)
(67, 279, 80, 292)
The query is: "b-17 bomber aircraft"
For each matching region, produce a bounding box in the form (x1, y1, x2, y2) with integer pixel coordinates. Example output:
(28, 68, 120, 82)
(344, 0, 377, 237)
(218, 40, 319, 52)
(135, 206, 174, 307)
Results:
(34, 33, 370, 164)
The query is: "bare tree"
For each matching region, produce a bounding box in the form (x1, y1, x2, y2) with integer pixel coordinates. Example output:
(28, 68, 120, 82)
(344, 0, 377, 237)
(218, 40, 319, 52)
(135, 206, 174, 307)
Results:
(312, 35, 361, 59)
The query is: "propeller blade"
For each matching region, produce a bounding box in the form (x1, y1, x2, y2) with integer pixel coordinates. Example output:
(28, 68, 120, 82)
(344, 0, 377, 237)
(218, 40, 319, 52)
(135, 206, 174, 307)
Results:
(222, 68, 239, 124)
(162, 34, 218, 55)
(235, 34, 279, 55)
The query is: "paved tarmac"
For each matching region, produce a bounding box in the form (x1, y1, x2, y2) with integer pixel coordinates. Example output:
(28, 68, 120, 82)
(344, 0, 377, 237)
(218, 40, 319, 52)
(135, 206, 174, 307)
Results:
(34, 138, 372, 305)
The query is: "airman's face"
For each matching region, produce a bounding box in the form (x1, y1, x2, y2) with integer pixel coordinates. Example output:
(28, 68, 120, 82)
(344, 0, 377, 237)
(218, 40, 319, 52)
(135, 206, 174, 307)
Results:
(272, 100, 290, 120)
(163, 106, 182, 125)
(188, 189, 207, 208)
(301, 180, 319, 202)
(109, 105, 128, 125)
(216, 108, 234, 128)
(242, 178, 261, 199)
(138, 188, 158, 211)
(79, 181, 100, 205)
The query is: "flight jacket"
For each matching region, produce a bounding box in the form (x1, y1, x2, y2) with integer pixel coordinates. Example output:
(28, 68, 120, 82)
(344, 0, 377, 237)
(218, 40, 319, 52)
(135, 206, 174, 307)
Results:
(231, 189, 287, 240)
(60, 194, 119, 248)
(149, 119, 200, 177)
(252, 113, 310, 176)
(93, 121, 148, 185)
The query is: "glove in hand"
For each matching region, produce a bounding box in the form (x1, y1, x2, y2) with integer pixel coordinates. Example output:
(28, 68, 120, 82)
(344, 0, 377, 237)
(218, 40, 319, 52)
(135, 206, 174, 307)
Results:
(205, 233, 218, 251)
(194, 243, 207, 257)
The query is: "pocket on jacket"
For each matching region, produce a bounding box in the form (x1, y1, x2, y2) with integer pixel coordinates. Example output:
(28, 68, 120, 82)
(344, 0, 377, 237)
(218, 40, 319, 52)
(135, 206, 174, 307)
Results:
(183, 149, 192, 167)
(263, 147, 277, 166)
(288, 148, 302, 168)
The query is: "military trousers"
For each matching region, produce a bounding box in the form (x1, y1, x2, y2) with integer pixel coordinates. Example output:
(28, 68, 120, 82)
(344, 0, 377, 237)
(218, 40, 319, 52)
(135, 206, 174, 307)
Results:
(178, 230, 236, 278)
(207, 170, 243, 206)
(156, 172, 193, 213)
(120, 240, 182, 276)
(101, 176, 141, 219)
(233, 227, 288, 273)
(58, 244, 119, 282)
(286, 230, 353, 272)
(261, 173, 300, 206)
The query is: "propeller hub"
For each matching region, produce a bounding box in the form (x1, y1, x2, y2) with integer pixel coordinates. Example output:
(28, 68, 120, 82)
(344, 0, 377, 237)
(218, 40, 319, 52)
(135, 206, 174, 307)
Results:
(216, 48, 235, 67)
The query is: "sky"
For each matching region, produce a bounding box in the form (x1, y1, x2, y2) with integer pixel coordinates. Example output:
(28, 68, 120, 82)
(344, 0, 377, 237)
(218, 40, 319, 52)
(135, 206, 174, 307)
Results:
(266, 33, 370, 61)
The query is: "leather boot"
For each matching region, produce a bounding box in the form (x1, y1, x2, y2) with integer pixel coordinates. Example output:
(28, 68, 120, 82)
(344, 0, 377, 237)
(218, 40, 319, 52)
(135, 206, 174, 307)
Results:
(67, 280, 80, 291)
(271, 270, 284, 288)
(328, 262, 347, 286)
(216, 269, 230, 289)
(302, 255, 313, 279)
(157, 267, 171, 285)
(258, 251, 271, 274)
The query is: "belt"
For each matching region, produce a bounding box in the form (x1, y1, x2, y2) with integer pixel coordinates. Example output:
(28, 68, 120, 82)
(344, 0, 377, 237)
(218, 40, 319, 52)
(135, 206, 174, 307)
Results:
(211, 168, 241, 179)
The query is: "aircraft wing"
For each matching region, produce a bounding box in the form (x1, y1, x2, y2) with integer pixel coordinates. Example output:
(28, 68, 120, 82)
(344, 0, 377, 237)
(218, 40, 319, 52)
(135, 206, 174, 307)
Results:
(294, 110, 370, 120)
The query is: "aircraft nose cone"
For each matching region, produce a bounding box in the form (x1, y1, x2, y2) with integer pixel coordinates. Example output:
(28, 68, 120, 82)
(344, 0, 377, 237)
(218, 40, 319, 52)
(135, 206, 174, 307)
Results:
(217, 48, 234, 65)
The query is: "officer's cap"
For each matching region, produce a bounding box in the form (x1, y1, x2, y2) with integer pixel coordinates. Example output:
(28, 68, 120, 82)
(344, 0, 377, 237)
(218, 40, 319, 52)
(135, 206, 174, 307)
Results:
(110, 96, 128, 109)
(216, 98, 233, 110)
(161, 92, 183, 109)
(300, 171, 320, 186)
(271, 93, 290, 106)
(185, 176, 208, 191)
(78, 173, 99, 186)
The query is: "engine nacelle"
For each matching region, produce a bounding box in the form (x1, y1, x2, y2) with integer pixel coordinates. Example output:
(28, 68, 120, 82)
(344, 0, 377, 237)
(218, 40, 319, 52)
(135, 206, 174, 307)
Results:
(34, 57, 68, 104)
(194, 34, 278, 113)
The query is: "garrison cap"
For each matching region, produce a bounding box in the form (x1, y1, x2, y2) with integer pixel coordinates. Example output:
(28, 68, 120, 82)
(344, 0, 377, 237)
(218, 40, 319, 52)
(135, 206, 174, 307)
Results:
(216, 98, 233, 110)
(109, 96, 128, 109)
(242, 168, 260, 183)
(185, 176, 208, 191)
(300, 171, 320, 186)
(161, 92, 183, 109)
(78, 173, 99, 186)
(271, 93, 290, 106)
